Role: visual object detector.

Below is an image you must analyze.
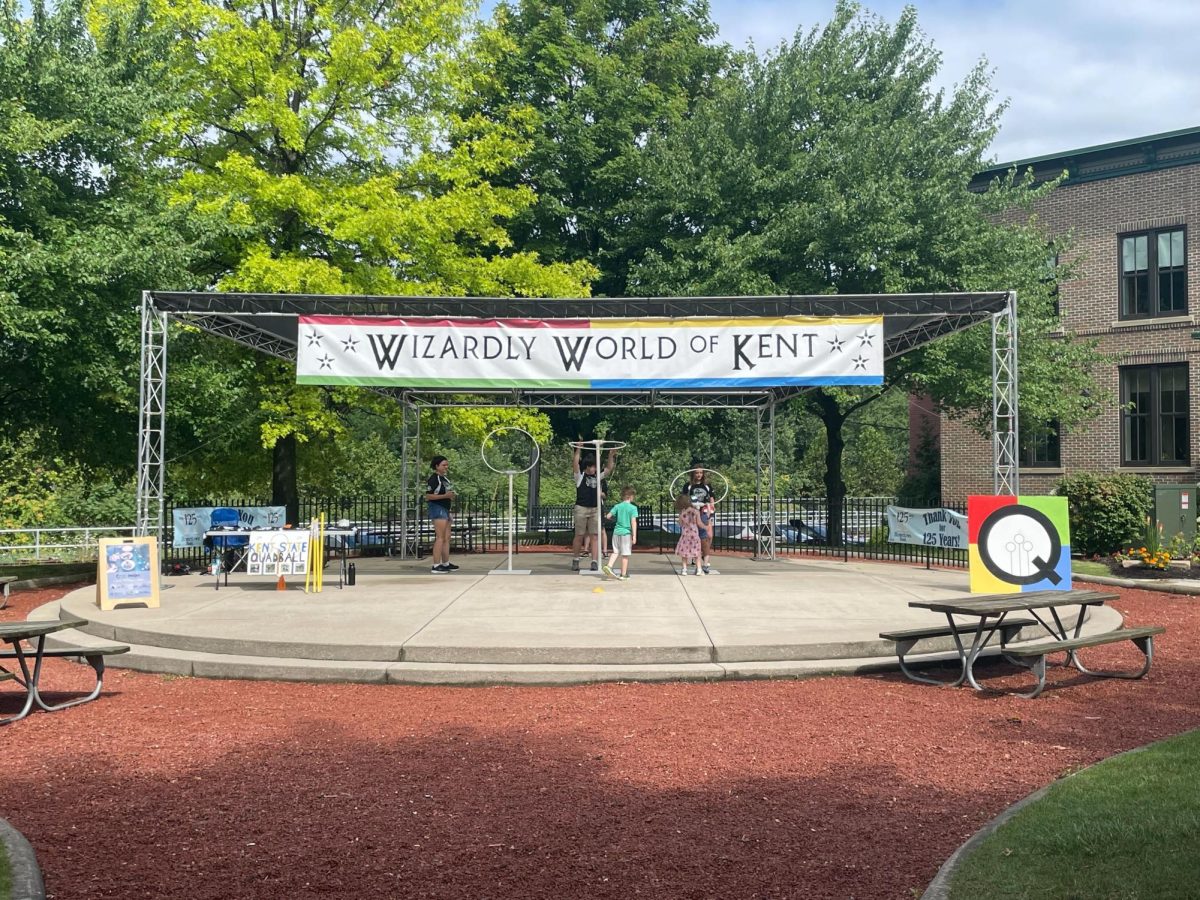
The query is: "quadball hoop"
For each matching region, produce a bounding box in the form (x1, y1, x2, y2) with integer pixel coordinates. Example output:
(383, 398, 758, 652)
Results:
(669, 468, 730, 503)
(568, 439, 627, 452)
(481, 427, 541, 475)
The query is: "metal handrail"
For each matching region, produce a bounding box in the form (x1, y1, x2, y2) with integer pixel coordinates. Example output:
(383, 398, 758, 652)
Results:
(0, 526, 139, 562)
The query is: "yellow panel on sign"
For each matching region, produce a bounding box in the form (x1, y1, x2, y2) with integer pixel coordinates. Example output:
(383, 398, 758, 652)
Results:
(968, 545, 1010, 594)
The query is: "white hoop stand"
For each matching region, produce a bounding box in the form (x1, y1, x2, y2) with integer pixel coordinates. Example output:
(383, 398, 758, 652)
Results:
(570, 438, 627, 577)
(669, 467, 730, 576)
(482, 427, 541, 576)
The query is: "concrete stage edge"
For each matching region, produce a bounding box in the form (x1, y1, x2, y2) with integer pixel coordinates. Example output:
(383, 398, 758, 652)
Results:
(35, 554, 1121, 686)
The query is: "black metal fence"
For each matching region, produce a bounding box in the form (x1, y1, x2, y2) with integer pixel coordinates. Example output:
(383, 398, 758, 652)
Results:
(164, 495, 967, 570)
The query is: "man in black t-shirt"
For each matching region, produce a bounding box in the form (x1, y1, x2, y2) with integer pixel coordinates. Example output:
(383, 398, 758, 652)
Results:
(571, 445, 617, 569)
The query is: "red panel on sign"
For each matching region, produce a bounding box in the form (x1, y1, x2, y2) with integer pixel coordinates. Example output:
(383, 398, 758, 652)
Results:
(967, 495, 1015, 543)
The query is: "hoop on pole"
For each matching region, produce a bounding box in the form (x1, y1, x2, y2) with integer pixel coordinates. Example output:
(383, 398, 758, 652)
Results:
(669, 468, 730, 504)
(568, 439, 627, 453)
(483, 428, 541, 575)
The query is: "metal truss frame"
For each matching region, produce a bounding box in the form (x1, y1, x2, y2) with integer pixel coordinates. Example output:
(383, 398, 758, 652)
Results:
(136, 289, 1020, 545)
(992, 291, 1020, 496)
(135, 292, 168, 537)
(148, 291, 1012, 320)
(399, 401, 421, 558)
(754, 403, 778, 560)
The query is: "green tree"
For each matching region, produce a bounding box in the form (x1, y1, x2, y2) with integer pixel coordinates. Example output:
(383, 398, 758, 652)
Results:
(627, 1, 1103, 541)
(464, 0, 731, 297)
(98, 0, 594, 521)
(0, 0, 194, 472)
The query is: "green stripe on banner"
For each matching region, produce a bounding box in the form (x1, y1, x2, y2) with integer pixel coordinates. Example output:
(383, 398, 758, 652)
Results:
(297, 376, 593, 389)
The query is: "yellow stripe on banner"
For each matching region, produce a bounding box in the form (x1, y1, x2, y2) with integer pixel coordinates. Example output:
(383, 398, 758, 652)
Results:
(588, 316, 884, 329)
(968, 545, 1011, 594)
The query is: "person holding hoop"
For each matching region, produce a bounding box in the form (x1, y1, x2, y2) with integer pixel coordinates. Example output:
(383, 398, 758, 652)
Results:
(425, 456, 458, 574)
(684, 463, 716, 574)
(572, 445, 617, 570)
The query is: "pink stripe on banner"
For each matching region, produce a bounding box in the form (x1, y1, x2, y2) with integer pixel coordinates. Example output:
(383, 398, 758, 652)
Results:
(300, 315, 591, 328)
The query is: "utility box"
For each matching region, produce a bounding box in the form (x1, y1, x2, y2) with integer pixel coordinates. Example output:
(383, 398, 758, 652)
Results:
(1154, 484, 1197, 546)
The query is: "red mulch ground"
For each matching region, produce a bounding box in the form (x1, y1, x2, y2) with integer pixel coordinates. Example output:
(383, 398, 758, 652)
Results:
(2, 582, 1197, 900)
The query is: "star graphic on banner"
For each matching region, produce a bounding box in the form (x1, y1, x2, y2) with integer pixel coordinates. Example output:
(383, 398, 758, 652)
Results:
(852, 355, 868, 371)
(341, 335, 359, 353)
(857, 329, 875, 348)
(317, 353, 335, 370)
(827, 335, 845, 353)
(305, 330, 323, 348)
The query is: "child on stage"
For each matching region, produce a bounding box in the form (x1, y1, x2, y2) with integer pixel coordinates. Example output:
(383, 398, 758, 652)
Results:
(602, 487, 638, 581)
(674, 492, 703, 575)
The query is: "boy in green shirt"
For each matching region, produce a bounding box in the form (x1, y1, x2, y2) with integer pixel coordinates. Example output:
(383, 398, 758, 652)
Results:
(602, 487, 638, 581)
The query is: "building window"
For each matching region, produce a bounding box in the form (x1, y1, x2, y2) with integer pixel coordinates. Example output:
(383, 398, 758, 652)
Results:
(1020, 420, 1060, 467)
(1119, 227, 1186, 319)
(1042, 253, 1060, 318)
(1120, 364, 1189, 465)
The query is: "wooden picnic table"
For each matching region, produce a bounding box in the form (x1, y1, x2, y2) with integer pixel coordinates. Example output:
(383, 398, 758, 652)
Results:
(0, 618, 129, 725)
(902, 588, 1147, 700)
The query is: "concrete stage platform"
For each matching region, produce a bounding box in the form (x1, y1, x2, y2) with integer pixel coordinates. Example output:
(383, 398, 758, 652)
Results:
(34, 553, 1121, 685)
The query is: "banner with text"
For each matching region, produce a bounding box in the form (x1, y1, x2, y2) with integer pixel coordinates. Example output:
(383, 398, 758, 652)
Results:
(172, 506, 287, 549)
(295, 315, 885, 389)
(886, 506, 968, 550)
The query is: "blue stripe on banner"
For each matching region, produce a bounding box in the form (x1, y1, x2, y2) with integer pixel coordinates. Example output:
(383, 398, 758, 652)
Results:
(590, 376, 884, 388)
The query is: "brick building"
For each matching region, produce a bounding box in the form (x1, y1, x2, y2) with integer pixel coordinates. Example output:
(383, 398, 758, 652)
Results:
(938, 126, 1200, 502)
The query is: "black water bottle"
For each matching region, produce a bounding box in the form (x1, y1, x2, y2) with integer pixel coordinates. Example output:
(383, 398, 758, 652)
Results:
(348, 563, 356, 586)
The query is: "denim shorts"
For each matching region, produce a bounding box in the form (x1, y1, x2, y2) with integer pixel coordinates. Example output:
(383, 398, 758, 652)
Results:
(428, 504, 451, 521)
(698, 510, 711, 540)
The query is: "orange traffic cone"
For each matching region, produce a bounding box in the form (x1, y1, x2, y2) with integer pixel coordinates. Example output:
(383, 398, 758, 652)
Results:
(276, 573, 286, 591)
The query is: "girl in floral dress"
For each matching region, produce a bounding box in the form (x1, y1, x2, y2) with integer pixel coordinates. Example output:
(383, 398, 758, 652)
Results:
(675, 492, 703, 575)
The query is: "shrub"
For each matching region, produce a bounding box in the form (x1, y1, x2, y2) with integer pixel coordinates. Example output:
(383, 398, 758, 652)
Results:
(1055, 473, 1153, 556)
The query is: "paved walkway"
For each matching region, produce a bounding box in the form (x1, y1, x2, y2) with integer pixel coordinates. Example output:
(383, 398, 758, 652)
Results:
(38, 553, 1121, 684)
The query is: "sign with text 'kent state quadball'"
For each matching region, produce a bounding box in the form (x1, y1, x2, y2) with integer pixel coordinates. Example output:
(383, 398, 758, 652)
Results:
(295, 316, 885, 390)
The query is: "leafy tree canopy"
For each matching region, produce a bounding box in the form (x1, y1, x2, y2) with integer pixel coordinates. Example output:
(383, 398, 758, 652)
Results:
(90, 0, 595, 513)
(625, 1, 1104, 521)
(464, 0, 732, 297)
(0, 0, 196, 469)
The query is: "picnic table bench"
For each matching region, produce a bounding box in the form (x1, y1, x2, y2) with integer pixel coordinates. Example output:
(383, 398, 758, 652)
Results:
(881, 589, 1166, 698)
(879, 618, 1038, 686)
(0, 618, 129, 725)
(358, 522, 482, 557)
(1005, 625, 1165, 698)
(0, 575, 16, 610)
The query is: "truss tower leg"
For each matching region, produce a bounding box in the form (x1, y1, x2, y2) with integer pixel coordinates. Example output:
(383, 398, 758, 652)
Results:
(992, 291, 1020, 496)
(399, 400, 421, 559)
(136, 292, 168, 539)
(754, 402, 777, 560)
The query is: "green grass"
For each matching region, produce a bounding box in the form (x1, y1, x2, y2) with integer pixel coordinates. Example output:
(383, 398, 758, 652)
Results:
(949, 729, 1200, 899)
(0, 839, 11, 900)
(1072, 559, 1111, 577)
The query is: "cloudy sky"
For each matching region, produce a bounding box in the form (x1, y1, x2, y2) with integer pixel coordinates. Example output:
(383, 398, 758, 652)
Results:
(706, 0, 1200, 164)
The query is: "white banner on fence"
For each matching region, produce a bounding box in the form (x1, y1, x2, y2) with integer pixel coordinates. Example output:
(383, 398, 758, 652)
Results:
(295, 315, 884, 389)
(886, 506, 967, 549)
(171, 506, 287, 549)
(245, 531, 311, 576)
